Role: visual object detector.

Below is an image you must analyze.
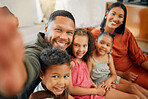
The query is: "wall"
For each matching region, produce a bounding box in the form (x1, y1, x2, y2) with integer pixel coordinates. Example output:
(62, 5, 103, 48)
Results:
(0, 0, 38, 27)
(54, 0, 117, 27)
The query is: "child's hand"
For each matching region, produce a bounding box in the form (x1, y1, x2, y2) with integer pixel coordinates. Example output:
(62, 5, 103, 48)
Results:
(91, 82, 97, 88)
(111, 82, 116, 89)
(101, 81, 112, 91)
(96, 83, 106, 96)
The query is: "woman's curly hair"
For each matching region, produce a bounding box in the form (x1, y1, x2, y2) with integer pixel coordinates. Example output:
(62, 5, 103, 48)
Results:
(40, 47, 71, 73)
(67, 28, 95, 62)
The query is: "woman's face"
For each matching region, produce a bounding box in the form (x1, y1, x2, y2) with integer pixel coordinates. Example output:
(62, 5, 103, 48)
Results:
(106, 7, 124, 31)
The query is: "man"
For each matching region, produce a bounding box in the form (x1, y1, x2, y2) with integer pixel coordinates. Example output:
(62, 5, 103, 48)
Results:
(23, 10, 75, 98)
(0, 7, 75, 98)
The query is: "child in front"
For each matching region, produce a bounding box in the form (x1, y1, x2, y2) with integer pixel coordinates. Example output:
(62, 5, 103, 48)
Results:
(87, 32, 148, 99)
(29, 47, 74, 99)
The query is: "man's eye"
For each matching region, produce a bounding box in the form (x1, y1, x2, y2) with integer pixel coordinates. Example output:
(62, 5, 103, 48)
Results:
(56, 28, 62, 32)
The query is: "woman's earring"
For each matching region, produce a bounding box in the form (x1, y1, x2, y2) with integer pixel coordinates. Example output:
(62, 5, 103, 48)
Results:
(105, 16, 107, 19)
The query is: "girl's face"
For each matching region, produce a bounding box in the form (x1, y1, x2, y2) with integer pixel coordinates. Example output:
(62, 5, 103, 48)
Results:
(40, 63, 70, 95)
(96, 35, 113, 55)
(72, 35, 88, 59)
(106, 7, 124, 31)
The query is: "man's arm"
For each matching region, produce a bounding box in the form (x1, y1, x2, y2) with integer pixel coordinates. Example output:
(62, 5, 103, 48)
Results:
(0, 7, 27, 96)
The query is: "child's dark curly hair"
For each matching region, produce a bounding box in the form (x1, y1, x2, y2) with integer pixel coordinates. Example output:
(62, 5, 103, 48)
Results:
(40, 47, 71, 73)
(67, 28, 95, 62)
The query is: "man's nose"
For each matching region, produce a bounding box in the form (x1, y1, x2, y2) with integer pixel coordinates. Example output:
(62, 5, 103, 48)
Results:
(60, 32, 67, 40)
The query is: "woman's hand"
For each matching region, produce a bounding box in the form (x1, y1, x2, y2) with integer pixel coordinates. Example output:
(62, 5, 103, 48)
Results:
(122, 72, 138, 82)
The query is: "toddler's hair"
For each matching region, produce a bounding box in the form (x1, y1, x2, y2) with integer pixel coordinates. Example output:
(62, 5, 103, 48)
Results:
(97, 32, 115, 44)
(68, 28, 95, 62)
(40, 47, 71, 73)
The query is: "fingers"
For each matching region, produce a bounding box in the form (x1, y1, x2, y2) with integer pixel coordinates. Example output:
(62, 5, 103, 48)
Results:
(99, 82, 110, 91)
(111, 83, 116, 89)
(123, 72, 138, 82)
(91, 83, 97, 88)
(128, 72, 138, 82)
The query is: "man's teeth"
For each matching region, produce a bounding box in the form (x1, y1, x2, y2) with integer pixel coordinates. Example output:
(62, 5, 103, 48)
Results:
(57, 42, 66, 46)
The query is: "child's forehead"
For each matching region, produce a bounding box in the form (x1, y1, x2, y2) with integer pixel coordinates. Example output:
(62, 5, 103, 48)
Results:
(46, 64, 70, 73)
(99, 34, 112, 39)
(98, 34, 113, 42)
(74, 34, 88, 40)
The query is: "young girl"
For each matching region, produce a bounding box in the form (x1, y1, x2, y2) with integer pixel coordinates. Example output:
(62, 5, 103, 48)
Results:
(68, 28, 105, 99)
(29, 47, 74, 99)
(87, 32, 148, 99)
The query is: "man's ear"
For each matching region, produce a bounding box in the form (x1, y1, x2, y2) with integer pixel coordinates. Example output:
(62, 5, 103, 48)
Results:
(45, 23, 48, 34)
(40, 70, 44, 80)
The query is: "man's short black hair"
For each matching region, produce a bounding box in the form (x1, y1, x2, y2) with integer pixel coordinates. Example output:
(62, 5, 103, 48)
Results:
(48, 10, 75, 25)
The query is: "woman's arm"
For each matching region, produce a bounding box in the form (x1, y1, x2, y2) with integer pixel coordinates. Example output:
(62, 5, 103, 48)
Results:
(141, 60, 148, 71)
(116, 70, 138, 82)
(127, 28, 148, 70)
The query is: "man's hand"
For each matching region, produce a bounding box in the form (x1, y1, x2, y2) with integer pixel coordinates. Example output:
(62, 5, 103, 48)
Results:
(0, 7, 27, 96)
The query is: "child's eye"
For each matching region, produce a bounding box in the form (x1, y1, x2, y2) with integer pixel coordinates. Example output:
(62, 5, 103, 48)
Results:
(74, 44, 79, 47)
(64, 75, 69, 78)
(107, 44, 111, 47)
(100, 41, 104, 44)
(67, 31, 73, 34)
(83, 45, 87, 47)
(119, 15, 123, 18)
(52, 76, 59, 78)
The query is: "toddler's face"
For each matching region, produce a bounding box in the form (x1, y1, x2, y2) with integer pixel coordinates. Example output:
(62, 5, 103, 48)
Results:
(40, 63, 70, 95)
(72, 35, 88, 59)
(96, 35, 113, 55)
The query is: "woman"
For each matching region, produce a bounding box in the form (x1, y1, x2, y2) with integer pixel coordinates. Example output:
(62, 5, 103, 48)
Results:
(91, 2, 148, 89)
